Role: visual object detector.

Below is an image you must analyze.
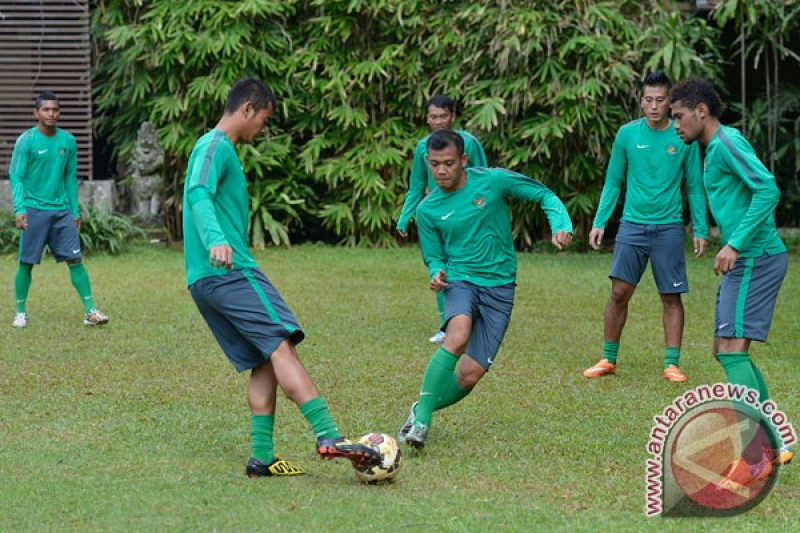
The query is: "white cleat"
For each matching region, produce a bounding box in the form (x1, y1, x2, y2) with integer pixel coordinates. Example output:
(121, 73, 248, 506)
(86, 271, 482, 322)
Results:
(428, 330, 446, 344)
(84, 308, 109, 326)
(12, 312, 27, 328)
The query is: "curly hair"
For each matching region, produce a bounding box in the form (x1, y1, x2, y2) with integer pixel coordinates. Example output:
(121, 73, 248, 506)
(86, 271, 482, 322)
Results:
(669, 77, 724, 118)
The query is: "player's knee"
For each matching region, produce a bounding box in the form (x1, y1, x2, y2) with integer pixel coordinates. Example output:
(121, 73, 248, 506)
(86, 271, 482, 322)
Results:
(457, 367, 484, 389)
(609, 281, 634, 305)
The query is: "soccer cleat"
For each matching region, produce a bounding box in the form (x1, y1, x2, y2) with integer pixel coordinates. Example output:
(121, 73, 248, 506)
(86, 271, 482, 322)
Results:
(663, 365, 688, 382)
(716, 454, 773, 491)
(397, 401, 418, 444)
(404, 421, 429, 449)
(583, 358, 616, 378)
(316, 436, 381, 467)
(429, 330, 446, 344)
(83, 308, 109, 326)
(246, 457, 306, 477)
(773, 445, 793, 466)
(12, 312, 27, 328)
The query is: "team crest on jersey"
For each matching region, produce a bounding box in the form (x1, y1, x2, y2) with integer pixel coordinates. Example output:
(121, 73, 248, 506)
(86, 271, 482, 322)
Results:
(473, 196, 486, 209)
(59, 148, 66, 156)
(666, 145, 677, 155)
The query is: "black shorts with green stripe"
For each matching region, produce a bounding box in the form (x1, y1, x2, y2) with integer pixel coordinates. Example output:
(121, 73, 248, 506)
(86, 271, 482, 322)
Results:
(714, 252, 788, 342)
(189, 268, 305, 372)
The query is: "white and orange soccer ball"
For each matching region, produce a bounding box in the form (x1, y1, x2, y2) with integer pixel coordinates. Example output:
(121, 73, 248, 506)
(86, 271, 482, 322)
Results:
(352, 432, 403, 483)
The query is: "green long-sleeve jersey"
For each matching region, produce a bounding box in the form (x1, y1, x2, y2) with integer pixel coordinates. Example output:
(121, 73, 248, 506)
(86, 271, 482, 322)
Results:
(183, 129, 258, 286)
(417, 167, 573, 287)
(593, 118, 707, 238)
(704, 126, 785, 257)
(8, 127, 79, 217)
(396, 130, 487, 232)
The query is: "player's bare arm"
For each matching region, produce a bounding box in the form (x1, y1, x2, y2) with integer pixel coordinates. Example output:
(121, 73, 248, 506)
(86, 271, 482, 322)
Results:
(15, 213, 27, 230)
(588, 228, 604, 250)
(713, 244, 739, 276)
(693, 237, 706, 258)
(552, 230, 573, 250)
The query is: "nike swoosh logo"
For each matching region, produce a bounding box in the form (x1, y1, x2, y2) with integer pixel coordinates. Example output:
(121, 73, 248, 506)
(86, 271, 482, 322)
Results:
(38, 149, 48, 154)
(672, 281, 684, 287)
(72, 249, 81, 254)
(487, 358, 494, 365)
(636, 144, 649, 149)
(440, 211, 455, 220)
(718, 323, 729, 330)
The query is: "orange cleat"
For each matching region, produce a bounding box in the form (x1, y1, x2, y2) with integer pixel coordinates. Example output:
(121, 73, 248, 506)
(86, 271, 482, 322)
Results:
(663, 365, 688, 382)
(583, 358, 616, 378)
(716, 454, 773, 493)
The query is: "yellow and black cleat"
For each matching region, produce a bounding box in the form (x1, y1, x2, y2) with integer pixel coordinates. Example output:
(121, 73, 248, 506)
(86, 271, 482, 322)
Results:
(246, 456, 306, 477)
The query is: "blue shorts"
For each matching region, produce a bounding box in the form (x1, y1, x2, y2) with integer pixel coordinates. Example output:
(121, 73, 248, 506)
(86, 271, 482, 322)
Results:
(19, 208, 82, 264)
(714, 252, 788, 342)
(443, 280, 515, 371)
(610, 221, 688, 294)
(189, 268, 305, 372)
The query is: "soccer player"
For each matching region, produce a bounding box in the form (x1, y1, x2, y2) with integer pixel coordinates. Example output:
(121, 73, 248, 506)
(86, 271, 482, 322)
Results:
(397, 129, 573, 449)
(670, 77, 791, 484)
(582, 71, 707, 381)
(183, 78, 380, 478)
(397, 95, 488, 344)
(8, 92, 109, 328)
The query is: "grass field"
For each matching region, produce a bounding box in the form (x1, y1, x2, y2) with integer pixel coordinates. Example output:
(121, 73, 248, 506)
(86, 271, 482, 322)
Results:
(1, 244, 798, 532)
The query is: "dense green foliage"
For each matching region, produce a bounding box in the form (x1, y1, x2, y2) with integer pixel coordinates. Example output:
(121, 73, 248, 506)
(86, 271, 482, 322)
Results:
(91, 1, 793, 246)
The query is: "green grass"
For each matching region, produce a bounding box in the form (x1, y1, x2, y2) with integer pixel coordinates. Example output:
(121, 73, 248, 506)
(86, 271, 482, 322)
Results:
(0, 244, 798, 532)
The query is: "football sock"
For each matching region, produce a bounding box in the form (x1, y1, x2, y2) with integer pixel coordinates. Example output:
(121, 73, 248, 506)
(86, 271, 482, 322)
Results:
(718, 352, 759, 392)
(415, 347, 459, 427)
(664, 346, 681, 369)
(718, 352, 780, 455)
(603, 341, 619, 365)
(749, 360, 770, 403)
(250, 414, 275, 463)
(68, 262, 95, 312)
(299, 396, 340, 440)
(14, 263, 33, 313)
(434, 369, 471, 411)
(435, 290, 446, 327)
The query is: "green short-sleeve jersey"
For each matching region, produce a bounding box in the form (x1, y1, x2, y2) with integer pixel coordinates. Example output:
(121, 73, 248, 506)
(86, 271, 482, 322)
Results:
(416, 167, 572, 287)
(396, 129, 488, 231)
(593, 119, 707, 238)
(9, 127, 79, 216)
(183, 129, 258, 286)
(704, 126, 785, 257)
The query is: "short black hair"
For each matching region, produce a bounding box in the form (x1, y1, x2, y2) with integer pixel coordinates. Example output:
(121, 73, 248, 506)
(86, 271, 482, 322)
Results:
(35, 91, 59, 108)
(426, 129, 464, 155)
(224, 77, 277, 114)
(425, 95, 456, 114)
(642, 70, 671, 91)
(670, 77, 724, 118)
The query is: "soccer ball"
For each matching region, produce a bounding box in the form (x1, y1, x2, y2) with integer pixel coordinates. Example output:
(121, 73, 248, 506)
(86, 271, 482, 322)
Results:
(352, 432, 403, 483)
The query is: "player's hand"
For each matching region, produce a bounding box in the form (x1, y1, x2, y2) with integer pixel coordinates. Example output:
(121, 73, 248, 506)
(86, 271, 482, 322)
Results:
(713, 244, 739, 276)
(209, 244, 234, 270)
(588, 228, 604, 250)
(430, 269, 448, 292)
(74, 217, 82, 230)
(15, 213, 27, 230)
(397, 229, 408, 239)
(693, 237, 706, 258)
(552, 230, 573, 250)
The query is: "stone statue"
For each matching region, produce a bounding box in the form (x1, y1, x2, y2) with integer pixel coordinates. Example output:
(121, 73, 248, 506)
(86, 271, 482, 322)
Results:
(131, 122, 165, 221)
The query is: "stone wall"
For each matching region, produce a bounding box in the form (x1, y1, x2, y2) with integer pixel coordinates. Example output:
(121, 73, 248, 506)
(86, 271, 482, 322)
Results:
(0, 179, 116, 214)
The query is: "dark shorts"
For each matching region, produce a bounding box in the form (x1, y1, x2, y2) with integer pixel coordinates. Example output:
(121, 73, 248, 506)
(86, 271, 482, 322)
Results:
(610, 221, 688, 294)
(443, 280, 515, 371)
(19, 208, 82, 264)
(189, 268, 305, 372)
(714, 252, 788, 342)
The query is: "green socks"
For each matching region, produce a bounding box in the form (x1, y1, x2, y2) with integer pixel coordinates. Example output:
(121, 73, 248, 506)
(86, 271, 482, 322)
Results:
(664, 346, 681, 369)
(250, 414, 275, 463)
(299, 396, 339, 440)
(603, 341, 619, 364)
(718, 352, 760, 393)
(435, 290, 446, 327)
(415, 347, 471, 427)
(14, 263, 33, 313)
(68, 262, 95, 312)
